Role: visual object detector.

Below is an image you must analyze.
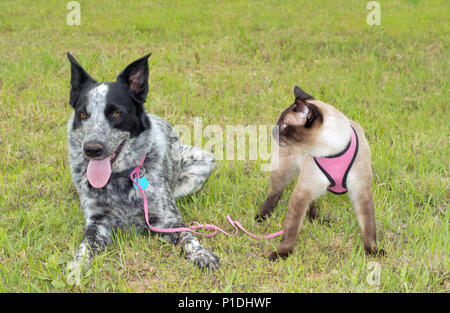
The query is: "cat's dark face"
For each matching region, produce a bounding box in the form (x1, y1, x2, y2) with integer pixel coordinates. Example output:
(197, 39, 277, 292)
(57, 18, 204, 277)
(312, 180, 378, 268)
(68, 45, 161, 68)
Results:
(272, 87, 323, 147)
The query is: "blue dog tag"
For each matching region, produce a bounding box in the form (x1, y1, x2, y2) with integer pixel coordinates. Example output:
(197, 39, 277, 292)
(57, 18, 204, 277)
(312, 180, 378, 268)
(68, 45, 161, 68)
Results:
(133, 176, 149, 191)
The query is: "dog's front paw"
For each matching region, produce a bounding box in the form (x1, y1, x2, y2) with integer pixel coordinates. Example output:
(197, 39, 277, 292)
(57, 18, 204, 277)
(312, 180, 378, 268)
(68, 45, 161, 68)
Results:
(186, 246, 220, 270)
(65, 260, 82, 286)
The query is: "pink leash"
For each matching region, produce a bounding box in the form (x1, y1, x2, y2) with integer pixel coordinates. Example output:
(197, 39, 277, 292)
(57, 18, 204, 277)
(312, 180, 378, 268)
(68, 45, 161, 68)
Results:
(130, 156, 283, 239)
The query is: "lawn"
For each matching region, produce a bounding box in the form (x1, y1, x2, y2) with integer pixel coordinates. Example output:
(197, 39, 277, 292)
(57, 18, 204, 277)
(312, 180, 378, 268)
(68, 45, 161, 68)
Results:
(0, 0, 448, 292)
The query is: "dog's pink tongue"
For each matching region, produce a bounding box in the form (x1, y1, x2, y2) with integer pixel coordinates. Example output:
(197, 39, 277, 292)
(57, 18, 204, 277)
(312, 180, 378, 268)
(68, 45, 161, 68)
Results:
(87, 157, 112, 188)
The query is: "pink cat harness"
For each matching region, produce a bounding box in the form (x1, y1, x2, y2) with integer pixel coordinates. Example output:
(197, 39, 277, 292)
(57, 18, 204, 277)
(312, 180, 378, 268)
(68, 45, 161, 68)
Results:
(313, 126, 359, 195)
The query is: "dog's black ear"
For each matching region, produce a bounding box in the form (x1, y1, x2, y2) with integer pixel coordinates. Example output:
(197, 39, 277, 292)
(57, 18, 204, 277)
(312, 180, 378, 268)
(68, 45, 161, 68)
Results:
(294, 85, 314, 101)
(116, 53, 151, 104)
(67, 52, 97, 107)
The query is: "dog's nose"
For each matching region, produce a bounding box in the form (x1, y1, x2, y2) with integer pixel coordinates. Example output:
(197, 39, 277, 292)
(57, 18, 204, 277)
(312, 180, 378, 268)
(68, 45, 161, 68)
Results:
(83, 141, 105, 158)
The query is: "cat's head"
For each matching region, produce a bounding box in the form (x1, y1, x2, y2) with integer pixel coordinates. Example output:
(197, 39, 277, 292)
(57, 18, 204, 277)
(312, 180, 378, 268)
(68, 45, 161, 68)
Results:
(272, 86, 323, 147)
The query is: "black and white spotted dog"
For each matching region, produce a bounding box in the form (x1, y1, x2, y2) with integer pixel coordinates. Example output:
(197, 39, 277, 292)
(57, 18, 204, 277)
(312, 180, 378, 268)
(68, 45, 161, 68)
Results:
(65, 53, 219, 281)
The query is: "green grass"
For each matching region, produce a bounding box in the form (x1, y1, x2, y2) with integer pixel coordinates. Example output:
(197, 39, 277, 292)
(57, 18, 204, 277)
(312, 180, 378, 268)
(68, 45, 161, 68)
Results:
(0, 0, 448, 292)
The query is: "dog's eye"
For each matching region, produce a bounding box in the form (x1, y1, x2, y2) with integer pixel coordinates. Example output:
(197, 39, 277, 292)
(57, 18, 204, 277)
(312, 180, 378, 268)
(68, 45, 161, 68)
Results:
(80, 112, 87, 119)
(111, 111, 120, 118)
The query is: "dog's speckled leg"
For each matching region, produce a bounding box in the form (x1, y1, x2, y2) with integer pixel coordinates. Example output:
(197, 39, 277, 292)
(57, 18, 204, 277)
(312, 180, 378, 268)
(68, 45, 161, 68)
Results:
(67, 201, 113, 285)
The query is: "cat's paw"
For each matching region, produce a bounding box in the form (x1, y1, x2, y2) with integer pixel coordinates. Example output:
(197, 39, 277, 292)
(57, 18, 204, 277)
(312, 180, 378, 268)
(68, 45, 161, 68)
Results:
(268, 250, 291, 262)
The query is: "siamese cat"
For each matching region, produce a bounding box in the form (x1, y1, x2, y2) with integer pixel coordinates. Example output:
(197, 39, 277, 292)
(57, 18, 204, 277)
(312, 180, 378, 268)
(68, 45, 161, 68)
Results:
(257, 86, 385, 261)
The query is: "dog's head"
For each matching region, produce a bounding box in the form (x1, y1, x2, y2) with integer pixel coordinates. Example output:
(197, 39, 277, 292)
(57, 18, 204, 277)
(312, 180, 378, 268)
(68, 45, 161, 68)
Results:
(272, 86, 323, 147)
(67, 52, 151, 188)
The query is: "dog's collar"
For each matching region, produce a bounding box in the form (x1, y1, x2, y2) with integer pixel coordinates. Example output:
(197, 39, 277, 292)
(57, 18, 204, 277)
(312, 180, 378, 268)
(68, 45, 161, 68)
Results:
(313, 126, 359, 195)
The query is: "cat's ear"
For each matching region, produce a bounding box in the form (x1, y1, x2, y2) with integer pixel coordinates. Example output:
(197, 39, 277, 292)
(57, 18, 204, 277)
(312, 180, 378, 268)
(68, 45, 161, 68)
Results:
(294, 85, 314, 101)
(285, 101, 312, 127)
(293, 98, 323, 128)
(116, 53, 151, 104)
(67, 52, 97, 107)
